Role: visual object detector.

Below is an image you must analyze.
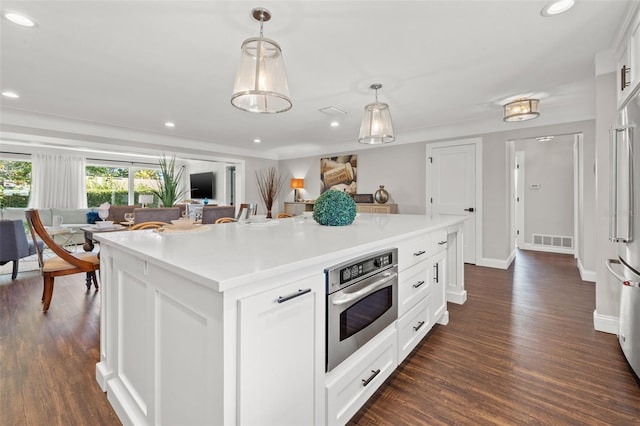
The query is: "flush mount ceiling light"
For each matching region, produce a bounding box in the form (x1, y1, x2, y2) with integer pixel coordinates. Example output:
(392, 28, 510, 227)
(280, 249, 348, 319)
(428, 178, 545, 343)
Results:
(231, 7, 292, 114)
(503, 98, 540, 122)
(541, 0, 575, 17)
(358, 84, 395, 144)
(3, 11, 36, 27)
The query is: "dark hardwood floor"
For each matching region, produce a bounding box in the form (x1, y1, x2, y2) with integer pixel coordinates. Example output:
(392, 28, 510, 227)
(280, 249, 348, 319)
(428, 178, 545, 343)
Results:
(350, 251, 640, 425)
(1, 250, 639, 425)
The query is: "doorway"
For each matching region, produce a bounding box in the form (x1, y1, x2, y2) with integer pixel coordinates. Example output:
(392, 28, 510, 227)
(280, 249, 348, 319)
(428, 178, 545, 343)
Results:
(426, 138, 483, 264)
(511, 134, 580, 256)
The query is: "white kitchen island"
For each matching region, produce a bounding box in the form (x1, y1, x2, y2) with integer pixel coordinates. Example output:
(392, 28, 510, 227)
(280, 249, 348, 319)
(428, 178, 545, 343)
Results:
(95, 213, 466, 426)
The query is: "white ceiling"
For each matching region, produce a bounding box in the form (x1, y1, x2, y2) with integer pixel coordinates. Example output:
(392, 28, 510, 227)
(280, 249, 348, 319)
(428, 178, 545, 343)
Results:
(0, 1, 632, 160)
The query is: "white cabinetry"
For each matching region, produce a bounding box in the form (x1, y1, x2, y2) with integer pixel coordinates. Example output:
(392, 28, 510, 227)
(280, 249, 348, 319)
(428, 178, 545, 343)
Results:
(616, 4, 640, 108)
(238, 276, 324, 426)
(396, 229, 449, 364)
(325, 326, 397, 426)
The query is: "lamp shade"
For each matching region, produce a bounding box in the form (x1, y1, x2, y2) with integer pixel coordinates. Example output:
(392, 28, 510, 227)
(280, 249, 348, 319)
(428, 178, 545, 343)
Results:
(139, 194, 154, 205)
(503, 99, 540, 122)
(358, 102, 395, 144)
(231, 36, 292, 113)
(290, 178, 304, 189)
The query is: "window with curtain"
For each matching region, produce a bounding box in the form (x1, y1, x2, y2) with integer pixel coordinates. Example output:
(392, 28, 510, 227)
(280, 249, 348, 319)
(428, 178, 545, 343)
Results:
(0, 160, 32, 208)
(29, 154, 87, 209)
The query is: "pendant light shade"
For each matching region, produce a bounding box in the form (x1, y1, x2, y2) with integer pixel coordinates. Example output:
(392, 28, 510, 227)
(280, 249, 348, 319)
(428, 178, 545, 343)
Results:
(231, 8, 292, 114)
(503, 98, 540, 122)
(358, 84, 395, 144)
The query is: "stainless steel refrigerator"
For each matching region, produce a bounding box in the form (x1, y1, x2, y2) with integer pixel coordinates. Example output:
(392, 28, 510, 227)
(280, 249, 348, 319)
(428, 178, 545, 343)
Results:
(607, 87, 640, 380)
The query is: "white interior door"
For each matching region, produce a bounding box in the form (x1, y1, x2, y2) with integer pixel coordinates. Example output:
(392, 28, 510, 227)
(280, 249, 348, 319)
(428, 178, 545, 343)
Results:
(430, 143, 477, 264)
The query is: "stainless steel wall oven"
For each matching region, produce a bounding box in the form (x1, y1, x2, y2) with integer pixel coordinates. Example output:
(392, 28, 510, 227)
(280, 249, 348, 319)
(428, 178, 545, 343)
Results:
(325, 248, 398, 372)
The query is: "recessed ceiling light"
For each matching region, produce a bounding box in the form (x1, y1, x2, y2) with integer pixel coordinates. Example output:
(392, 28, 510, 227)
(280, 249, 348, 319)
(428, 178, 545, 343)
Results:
(330, 121, 340, 127)
(541, 0, 575, 17)
(4, 12, 36, 27)
(536, 136, 555, 142)
(253, 139, 261, 144)
(164, 121, 175, 128)
(1, 91, 20, 98)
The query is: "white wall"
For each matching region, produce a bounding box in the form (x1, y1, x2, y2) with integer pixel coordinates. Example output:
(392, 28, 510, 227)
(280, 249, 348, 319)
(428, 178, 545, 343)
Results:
(279, 143, 427, 214)
(514, 135, 575, 245)
(183, 160, 228, 205)
(594, 71, 620, 328)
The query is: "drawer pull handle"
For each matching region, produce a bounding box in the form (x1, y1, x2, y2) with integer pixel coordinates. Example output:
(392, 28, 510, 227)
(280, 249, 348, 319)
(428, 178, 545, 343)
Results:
(437, 240, 447, 245)
(434, 263, 439, 283)
(277, 288, 311, 304)
(413, 321, 425, 332)
(413, 250, 426, 257)
(361, 369, 381, 387)
(413, 280, 425, 288)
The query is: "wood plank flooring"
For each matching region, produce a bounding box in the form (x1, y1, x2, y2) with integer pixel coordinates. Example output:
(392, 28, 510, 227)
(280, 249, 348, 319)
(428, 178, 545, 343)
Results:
(349, 251, 640, 425)
(1, 250, 638, 425)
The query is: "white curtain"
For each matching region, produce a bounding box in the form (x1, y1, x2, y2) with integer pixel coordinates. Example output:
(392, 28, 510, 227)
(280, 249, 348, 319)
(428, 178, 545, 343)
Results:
(29, 153, 88, 208)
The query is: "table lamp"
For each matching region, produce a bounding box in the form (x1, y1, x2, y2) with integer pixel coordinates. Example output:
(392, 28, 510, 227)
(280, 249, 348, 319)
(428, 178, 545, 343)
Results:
(290, 178, 304, 202)
(139, 194, 154, 208)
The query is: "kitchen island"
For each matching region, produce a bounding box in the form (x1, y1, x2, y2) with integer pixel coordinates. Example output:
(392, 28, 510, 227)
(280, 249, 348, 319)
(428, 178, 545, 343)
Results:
(95, 213, 466, 425)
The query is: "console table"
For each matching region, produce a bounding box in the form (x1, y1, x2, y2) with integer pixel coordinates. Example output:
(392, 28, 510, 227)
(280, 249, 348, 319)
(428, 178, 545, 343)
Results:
(284, 201, 398, 215)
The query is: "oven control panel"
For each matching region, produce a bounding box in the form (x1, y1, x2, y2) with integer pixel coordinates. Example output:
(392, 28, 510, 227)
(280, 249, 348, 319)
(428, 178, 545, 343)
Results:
(325, 248, 397, 294)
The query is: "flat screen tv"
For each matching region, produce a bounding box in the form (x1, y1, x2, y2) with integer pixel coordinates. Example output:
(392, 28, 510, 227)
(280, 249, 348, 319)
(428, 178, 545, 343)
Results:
(190, 172, 215, 199)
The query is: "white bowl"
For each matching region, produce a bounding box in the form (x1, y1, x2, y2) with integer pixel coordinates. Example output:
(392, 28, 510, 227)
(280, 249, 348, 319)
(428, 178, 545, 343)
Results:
(96, 220, 114, 228)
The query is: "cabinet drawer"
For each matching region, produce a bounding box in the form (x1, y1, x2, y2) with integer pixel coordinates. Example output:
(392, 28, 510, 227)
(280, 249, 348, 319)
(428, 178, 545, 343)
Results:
(398, 233, 430, 271)
(398, 262, 430, 317)
(326, 326, 397, 426)
(397, 295, 432, 363)
(430, 228, 448, 253)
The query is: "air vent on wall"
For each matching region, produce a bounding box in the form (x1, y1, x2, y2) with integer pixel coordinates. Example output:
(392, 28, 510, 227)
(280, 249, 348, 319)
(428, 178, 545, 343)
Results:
(532, 234, 573, 249)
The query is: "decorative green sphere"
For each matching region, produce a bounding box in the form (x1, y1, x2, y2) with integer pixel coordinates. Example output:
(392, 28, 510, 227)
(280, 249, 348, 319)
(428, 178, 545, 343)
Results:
(313, 190, 357, 226)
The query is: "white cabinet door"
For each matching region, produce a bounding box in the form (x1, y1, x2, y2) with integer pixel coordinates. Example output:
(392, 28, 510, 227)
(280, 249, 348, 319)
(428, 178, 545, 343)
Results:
(431, 251, 448, 325)
(238, 276, 323, 426)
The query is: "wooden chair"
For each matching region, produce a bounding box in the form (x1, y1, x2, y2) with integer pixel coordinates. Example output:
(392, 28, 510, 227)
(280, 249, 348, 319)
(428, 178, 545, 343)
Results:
(275, 213, 292, 219)
(24, 209, 100, 312)
(236, 203, 258, 220)
(130, 221, 167, 230)
(214, 217, 235, 224)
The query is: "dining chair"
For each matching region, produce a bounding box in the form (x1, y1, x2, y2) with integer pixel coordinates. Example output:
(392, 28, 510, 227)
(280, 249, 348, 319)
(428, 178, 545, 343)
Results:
(24, 209, 100, 312)
(133, 207, 180, 224)
(202, 206, 235, 224)
(236, 203, 258, 220)
(214, 217, 235, 224)
(275, 213, 292, 219)
(0, 219, 44, 279)
(130, 221, 167, 230)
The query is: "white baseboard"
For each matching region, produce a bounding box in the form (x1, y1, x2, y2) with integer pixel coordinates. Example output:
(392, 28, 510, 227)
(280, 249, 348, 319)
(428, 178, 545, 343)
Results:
(447, 290, 467, 305)
(577, 258, 596, 282)
(476, 252, 515, 270)
(593, 310, 618, 335)
(520, 243, 574, 255)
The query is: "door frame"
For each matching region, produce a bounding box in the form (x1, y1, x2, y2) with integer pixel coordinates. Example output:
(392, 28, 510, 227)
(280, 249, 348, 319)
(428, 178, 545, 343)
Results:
(425, 137, 483, 264)
(515, 150, 526, 248)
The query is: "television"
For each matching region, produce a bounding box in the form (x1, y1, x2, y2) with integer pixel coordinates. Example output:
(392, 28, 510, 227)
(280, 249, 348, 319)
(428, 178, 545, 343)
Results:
(190, 172, 215, 199)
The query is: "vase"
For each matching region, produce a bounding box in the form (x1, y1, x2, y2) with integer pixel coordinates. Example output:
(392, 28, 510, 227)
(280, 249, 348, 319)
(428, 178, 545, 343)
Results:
(374, 185, 389, 204)
(266, 209, 272, 219)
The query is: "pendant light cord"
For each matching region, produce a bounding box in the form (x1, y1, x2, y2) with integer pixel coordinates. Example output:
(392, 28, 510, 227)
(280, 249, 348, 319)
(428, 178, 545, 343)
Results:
(259, 12, 264, 37)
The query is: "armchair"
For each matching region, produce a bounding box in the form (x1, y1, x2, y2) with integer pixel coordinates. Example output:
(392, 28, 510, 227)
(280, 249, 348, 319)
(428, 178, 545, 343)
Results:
(0, 219, 44, 279)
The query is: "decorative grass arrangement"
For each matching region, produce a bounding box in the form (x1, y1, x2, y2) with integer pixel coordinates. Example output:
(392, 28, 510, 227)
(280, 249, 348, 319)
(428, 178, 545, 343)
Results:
(313, 190, 357, 226)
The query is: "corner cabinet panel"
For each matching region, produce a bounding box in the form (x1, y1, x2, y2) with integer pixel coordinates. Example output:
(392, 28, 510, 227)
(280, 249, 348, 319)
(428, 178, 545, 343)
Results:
(238, 275, 324, 426)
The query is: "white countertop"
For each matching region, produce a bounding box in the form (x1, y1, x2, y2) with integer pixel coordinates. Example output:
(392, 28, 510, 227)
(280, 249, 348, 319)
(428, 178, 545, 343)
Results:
(95, 214, 465, 291)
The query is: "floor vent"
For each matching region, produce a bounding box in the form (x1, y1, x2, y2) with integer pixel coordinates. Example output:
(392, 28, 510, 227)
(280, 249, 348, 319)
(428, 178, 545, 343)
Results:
(532, 234, 573, 249)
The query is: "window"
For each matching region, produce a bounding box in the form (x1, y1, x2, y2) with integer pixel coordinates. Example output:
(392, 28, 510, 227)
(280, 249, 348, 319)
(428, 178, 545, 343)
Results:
(85, 163, 161, 207)
(0, 159, 32, 208)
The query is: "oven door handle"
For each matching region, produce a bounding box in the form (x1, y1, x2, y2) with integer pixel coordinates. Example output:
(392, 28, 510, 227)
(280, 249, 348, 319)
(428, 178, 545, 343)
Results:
(330, 272, 398, 306)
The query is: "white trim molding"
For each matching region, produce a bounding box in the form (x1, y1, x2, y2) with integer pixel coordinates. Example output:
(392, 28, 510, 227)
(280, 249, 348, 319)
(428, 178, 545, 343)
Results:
(577, 258, 596, 282)
(476, 253, 516, 270)
(593, 310, 618, 335)
(520, 244, 574, 256)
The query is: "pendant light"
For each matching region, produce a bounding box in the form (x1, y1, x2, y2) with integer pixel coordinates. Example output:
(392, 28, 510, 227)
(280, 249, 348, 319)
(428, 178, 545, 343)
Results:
(503, 98, 540, 122)
(231, 7, 292, 114)
(358, 84, 395, 144)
